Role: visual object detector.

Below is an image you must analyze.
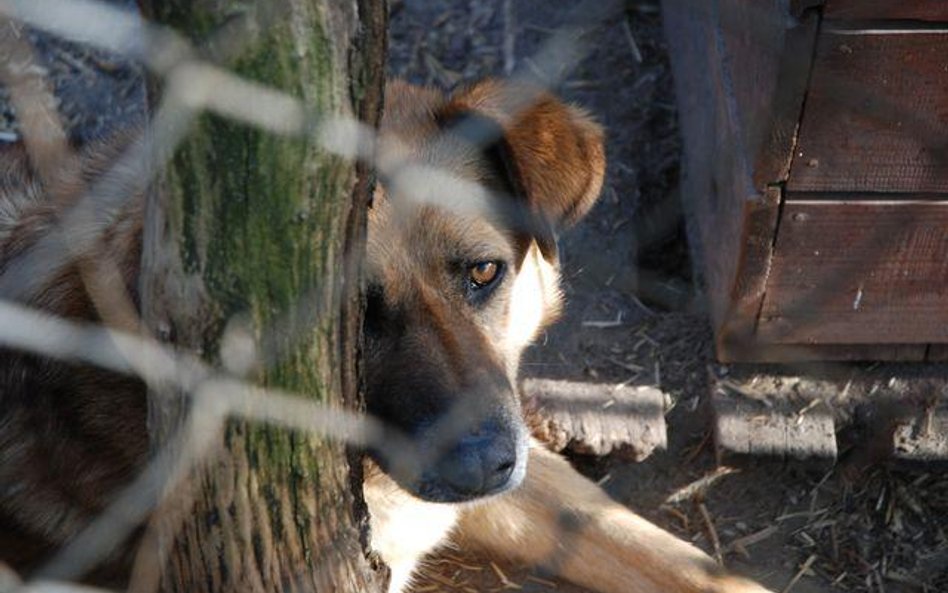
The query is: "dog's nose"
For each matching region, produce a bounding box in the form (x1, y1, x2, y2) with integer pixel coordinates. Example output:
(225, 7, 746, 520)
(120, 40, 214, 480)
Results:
(435, 425, 517, 496)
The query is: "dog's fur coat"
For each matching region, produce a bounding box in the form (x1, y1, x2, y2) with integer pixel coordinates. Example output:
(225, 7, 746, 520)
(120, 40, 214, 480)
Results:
(0, 79, 773, 593)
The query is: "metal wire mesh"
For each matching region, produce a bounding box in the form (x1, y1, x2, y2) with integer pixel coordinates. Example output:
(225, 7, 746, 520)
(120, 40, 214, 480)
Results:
(0, 1, 945, 592)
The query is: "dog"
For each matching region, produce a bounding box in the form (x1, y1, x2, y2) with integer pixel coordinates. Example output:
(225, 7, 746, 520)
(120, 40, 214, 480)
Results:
(0, 78, 773, 593)
(360, 80, 773, 593)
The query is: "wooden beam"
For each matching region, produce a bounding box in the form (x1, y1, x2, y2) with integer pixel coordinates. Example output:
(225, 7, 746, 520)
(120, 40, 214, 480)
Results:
(824, 0, 948, 21)
(522, 379, 667, 461)
(711, 373, 837, 465)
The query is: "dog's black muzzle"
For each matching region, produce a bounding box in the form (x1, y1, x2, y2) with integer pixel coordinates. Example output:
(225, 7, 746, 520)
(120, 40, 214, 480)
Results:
(418, 417, 523, 502)
(369, 409, 528, 503)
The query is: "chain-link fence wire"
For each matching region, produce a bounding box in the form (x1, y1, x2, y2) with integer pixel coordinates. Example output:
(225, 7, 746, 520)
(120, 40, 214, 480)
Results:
(0, 0, 944, 592)
(0, 0, 630, 589)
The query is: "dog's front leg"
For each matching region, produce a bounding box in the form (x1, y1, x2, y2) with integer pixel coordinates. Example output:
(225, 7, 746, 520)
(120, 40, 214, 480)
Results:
(454, 444, 773, 593)
(363, 461, 460, 593)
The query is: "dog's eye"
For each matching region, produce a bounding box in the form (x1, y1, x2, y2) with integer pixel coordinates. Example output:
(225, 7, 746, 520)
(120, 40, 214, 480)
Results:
(469, 261, 501, 289)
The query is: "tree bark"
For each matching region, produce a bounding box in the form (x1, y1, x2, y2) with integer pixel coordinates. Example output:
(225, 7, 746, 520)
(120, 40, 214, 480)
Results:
(138, 1, 386, 591)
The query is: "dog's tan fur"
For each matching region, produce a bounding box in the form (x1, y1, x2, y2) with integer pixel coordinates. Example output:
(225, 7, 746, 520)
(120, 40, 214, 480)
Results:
(0, 79, 773, 593)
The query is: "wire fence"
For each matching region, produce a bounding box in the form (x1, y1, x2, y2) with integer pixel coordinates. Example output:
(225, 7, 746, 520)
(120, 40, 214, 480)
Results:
(0, 1, 945, 592)
(0, 0, 624, 590)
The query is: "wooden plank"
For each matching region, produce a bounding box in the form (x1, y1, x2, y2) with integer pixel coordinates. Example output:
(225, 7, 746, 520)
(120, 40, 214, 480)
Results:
(710, 373, 837, 464)
(757, 201, 948, 344)
(663, 0, 817, 351)
(717, 187, 781, 356)
(715, 0, 818, 188)
(928, 345, 948, 361)
(884, 385, 948, 462)
(751, 8, 820, 187)
(719, 342, 927, 363)
(825, 0, 948, 21)
(522, 379, 667, 461)
(663, 0, 759, 330)
(893, 404, 948, 461)
(713, 366, 948, 464)
(788, 30, 948, 193)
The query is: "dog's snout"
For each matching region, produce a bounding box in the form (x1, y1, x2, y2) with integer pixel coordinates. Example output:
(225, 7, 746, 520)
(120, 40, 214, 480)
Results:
(435, 424, 518, 497)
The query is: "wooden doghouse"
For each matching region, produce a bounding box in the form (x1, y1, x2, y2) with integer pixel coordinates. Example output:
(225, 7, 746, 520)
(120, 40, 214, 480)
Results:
(663, 1, 948, 363)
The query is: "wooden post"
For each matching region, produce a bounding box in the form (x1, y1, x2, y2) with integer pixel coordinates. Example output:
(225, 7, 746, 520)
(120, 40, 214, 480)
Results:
(138, 1, 386, 591)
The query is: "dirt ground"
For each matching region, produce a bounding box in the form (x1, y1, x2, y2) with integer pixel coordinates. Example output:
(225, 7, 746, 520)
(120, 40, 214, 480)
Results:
(388, 2, 948, 592)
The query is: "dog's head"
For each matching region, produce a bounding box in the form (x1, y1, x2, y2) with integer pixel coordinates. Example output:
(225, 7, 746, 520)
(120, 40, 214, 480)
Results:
(364, 80, 604, 502)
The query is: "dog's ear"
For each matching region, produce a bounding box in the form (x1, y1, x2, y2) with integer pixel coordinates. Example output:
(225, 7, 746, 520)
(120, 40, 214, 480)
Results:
(438, 79, 605, 259)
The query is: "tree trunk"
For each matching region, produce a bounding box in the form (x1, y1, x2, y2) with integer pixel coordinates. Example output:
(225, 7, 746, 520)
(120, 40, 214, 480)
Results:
(138, 1, 386, 591)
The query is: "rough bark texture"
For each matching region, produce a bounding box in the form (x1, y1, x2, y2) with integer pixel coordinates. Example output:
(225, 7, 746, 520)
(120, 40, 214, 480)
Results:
(139, 1, 386, 591)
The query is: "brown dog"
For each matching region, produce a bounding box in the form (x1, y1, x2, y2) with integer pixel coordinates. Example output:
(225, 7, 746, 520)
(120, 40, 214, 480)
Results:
(360, 80, 773, 593)
(0, 79, 773, 593)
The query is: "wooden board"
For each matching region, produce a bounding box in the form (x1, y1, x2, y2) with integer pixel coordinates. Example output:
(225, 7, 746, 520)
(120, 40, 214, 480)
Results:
(663, 0, 818, 342)
(893, 405, 948, 461)
(710, 373, 837, 464)
(711, 366, 948, 464)
(788, 30, 948, 193)
(751, 6, 821, 187)
(716, 0, 818, 188)
(928, 345, 948, 361)
(757, 201, 948, 344)
(663, 0, 762, 330)
(716, 187, 781, 356)
(718, 343, 927, 364)
(522, 379, 667, 461)
(824, 0, 948, 21)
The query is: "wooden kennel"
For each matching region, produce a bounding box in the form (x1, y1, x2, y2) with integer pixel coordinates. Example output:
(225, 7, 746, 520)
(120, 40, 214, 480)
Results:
(663, 0, 948, 362)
